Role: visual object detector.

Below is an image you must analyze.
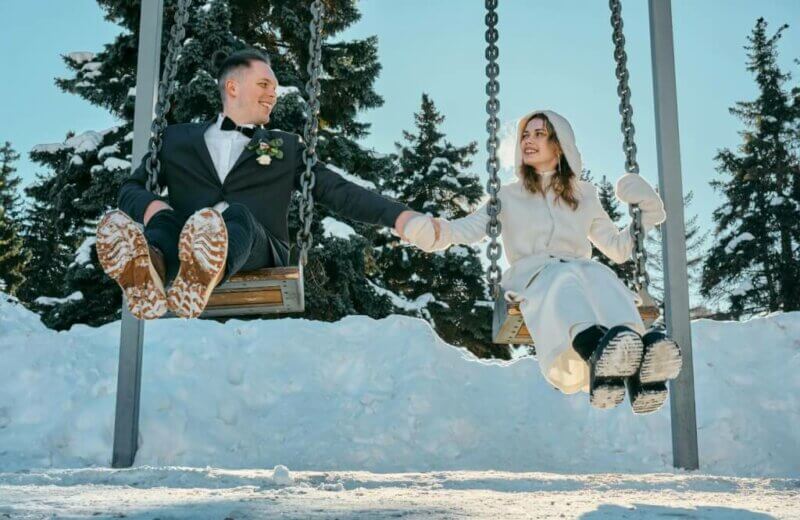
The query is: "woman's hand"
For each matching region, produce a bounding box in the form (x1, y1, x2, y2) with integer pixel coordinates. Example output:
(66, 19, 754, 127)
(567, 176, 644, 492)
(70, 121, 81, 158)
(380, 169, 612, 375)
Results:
(615, 173, 659, 205)
(615, 173, 666, 229)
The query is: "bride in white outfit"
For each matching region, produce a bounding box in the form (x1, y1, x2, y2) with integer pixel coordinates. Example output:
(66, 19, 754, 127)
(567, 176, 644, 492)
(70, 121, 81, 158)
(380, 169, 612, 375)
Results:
(403, 109, 682, 414)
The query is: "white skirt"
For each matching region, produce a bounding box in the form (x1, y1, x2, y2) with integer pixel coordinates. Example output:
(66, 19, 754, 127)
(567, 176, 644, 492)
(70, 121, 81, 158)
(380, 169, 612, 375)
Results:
(517, 260, 645, 394)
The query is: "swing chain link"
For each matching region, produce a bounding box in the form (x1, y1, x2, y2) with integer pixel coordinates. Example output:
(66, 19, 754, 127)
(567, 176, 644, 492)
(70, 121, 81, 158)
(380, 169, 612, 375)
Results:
(484, 0, 503, 299)
(296, 0, 325, 266)
(145, 0, 193, 195)
(609, 0, 650, 293)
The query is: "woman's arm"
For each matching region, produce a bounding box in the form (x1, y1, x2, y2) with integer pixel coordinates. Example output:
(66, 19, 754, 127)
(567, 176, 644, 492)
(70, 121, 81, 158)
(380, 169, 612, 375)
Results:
(404, 203, 492, 253)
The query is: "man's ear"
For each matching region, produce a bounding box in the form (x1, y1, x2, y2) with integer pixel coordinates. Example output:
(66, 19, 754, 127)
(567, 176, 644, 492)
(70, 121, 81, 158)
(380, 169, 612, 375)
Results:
(225, 78, 238, 99)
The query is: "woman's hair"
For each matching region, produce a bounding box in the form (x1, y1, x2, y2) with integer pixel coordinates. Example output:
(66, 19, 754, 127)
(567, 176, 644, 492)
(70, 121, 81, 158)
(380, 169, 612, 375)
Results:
(518, 114, 579, 210)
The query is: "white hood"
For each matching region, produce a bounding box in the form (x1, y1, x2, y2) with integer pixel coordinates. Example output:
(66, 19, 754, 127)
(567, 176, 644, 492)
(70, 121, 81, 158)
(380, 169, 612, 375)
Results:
(514, 110, 583, 178)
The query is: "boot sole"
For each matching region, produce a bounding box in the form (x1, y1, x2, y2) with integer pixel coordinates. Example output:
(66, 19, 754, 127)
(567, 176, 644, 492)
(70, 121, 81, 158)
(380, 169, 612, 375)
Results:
(167, 208, 228, 319)
(639, 338, 683, 384)
(96, 210, 167, 320)
(628, 380, 669, 414)
(590, 380, 626, 410)
(594, 330, 644, 378)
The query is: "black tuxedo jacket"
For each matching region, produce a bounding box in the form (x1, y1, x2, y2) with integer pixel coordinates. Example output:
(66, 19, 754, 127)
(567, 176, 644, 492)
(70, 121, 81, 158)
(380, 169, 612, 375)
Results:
(118, 122, 409, 254)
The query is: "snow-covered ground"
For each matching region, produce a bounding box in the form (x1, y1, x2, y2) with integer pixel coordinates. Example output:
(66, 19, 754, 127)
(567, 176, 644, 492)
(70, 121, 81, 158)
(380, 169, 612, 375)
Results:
(0, 293, 798, 518)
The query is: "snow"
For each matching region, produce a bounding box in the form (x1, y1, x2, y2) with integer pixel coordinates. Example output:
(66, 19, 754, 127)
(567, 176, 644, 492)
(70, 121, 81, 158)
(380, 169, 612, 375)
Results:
(66, 51, 95, 64)
(724, 232, 755, 253)
(276, 85, 300, 98)
(1, 468, 797, 519)
(731, 278, 754, 297)
(65, 130, 104, 154)
(97, 143, 119, 159)
(71, 236, 97, 267)
(322, 216, 358, 239)
(103, 157, 131, 171)
(326, 163, 377, 189)
(367, 280, 434, 312)
(69, 155, 84, 166)
(30, 143, 68, 154)
(32, 291, 83, 306)
(0, 293, 798, 517)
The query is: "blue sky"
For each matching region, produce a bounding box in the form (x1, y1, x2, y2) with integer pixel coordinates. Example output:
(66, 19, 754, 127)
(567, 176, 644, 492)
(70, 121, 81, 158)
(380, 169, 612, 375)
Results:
(1, 0, 798, 239)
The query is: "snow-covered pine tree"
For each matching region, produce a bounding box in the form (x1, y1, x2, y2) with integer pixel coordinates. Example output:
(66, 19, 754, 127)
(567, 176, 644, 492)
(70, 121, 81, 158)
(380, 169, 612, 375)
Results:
(26, 0, 400, 328)
(701, 18, 800, 317)
(0, 142, 30, 296)
(376, 94, 499, 358)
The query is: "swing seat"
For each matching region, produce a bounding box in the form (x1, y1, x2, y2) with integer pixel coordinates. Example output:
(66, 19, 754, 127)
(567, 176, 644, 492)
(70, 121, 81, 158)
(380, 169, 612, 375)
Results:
(492, 297, 533, 344)
(163, 266, 305, 318)
(492, 293, 660, 345)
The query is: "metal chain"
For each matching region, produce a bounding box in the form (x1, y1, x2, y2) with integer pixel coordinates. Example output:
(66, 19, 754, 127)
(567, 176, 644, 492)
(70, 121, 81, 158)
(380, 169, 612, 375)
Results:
(296, 0, 325, 266)
(145, 0, 193, 194)
(609, 0, 650, 293)
(484, 0, 503, 299)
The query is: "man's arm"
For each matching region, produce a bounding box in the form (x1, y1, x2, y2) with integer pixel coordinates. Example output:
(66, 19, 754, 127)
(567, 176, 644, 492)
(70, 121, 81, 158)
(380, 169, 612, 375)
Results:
(118, 153, 170, 225)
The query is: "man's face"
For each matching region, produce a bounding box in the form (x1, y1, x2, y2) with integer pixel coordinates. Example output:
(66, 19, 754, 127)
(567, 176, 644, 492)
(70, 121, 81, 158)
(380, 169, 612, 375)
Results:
(226, 60, 279, 125)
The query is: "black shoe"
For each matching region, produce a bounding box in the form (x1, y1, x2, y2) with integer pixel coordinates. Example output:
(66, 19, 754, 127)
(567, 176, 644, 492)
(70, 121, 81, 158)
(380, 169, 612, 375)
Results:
(586, 325, 644, 410)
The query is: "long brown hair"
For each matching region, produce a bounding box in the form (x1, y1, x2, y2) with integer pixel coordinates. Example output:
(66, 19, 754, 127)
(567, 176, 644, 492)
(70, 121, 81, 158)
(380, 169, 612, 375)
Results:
(518, 114, 579, 210)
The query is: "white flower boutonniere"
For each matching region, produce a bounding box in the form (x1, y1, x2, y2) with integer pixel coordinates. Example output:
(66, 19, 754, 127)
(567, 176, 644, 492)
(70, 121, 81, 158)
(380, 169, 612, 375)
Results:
(248, 137, 284, 167)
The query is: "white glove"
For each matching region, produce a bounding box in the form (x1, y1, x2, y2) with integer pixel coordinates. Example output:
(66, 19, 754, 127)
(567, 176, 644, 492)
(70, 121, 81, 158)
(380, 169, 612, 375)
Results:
(616, 173, 658, 205)
(616, 173, 666, 229)
(403, 215, 438, 252)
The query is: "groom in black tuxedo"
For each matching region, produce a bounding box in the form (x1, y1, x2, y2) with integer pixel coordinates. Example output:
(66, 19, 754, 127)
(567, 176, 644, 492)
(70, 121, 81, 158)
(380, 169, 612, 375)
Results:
(97, 49, 421, 319)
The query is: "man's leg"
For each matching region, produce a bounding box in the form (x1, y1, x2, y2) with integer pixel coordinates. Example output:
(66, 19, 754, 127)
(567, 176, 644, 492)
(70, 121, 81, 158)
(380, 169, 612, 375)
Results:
(221, 202, 289, 282)
(143, 209, 183, 284)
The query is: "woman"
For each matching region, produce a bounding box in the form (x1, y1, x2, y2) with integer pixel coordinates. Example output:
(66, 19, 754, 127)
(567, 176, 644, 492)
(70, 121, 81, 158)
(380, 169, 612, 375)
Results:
(403, 110, 682, 413)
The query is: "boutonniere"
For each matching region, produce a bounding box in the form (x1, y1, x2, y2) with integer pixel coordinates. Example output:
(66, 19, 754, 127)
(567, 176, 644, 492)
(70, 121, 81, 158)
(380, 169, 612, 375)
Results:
(247, 137, 284, 166)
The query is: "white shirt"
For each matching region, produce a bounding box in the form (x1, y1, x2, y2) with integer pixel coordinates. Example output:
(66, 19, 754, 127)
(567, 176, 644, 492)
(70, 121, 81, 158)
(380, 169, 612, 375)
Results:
(204, 113, 256, 213)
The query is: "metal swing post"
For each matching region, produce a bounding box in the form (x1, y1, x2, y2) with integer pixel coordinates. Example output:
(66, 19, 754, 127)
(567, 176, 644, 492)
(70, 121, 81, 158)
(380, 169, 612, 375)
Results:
(648, 0, 699, 471)
(112, 0, 163, 468)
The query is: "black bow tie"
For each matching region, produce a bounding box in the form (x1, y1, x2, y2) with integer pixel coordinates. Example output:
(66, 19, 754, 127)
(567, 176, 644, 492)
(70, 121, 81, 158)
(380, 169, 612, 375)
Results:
(220, 116, 257, 138)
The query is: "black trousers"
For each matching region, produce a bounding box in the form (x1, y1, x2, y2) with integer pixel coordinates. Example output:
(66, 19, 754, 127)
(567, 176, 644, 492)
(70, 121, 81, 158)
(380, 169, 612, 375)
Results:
(143, 203, 289, 285)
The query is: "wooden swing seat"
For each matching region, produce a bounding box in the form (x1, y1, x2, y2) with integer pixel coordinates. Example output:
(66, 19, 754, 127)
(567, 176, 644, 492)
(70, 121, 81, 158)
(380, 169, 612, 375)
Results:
(492, 296, 661, 345)
(164, 266, 305, 318)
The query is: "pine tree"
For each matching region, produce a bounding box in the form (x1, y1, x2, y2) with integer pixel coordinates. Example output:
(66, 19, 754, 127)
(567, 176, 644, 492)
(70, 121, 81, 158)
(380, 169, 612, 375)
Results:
(589, 172, 636, 286)
(645, 191, 708, 308)
(701, 18, 800, 317)
(26, 0, 401, 328)
(376, 94, 499, 358)
(0, 142, 30, 295)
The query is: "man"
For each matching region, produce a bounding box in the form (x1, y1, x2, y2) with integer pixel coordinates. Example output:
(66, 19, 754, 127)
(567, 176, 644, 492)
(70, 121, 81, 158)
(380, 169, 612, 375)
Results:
(96, 49, 430, 319)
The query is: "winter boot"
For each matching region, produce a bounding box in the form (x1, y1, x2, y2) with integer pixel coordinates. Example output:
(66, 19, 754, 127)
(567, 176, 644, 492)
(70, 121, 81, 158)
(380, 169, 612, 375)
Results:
(626, 329, 682, 414)
(96, 210, 168, 320)
(573, 325, 641, 410)
(167, 208, 228, 319)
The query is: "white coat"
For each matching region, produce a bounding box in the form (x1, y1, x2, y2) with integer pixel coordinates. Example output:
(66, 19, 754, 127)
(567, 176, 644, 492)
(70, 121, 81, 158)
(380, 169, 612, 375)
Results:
(430, 110, 666, 393)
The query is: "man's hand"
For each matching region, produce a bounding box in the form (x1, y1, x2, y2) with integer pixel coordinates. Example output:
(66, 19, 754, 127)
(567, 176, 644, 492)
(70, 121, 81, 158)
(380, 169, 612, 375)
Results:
(394, 210, 417, 240)
(143, 200, 173, 226)
(394, 210, 440, 242)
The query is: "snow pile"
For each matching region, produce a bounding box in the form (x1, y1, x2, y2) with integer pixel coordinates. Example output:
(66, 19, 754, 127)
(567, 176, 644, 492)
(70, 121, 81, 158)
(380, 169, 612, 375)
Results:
(0, 292, 797, 477)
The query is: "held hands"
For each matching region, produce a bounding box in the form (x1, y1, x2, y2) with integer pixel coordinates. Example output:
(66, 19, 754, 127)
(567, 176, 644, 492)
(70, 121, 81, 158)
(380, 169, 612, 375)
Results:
(400, 213, 446, 253)
(615, 173, 666, 229)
